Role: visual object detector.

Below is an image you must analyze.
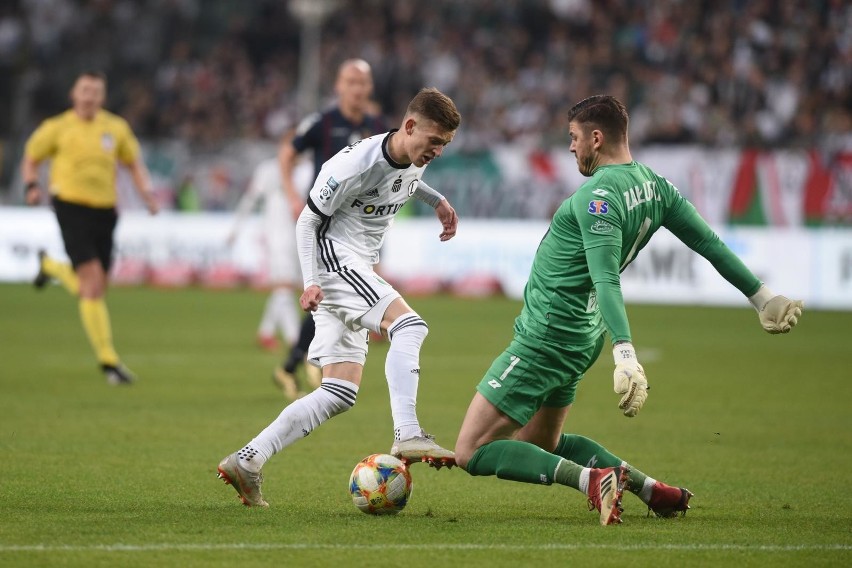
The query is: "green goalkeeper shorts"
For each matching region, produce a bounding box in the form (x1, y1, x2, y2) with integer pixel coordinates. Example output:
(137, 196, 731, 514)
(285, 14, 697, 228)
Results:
(475, 333, 606, 425)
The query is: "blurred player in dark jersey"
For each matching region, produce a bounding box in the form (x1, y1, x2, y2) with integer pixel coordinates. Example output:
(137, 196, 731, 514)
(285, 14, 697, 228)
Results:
(274, 59, 387, 398)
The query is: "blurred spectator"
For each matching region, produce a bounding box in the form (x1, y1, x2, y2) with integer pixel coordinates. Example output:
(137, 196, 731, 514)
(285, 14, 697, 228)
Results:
(4, 0, 850, 207)
(8, 0, 850, 149)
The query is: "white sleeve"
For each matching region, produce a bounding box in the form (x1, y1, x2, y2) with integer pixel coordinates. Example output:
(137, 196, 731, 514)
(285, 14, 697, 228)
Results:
(295, 204, 323, 288)
(413, 180, 445, 208)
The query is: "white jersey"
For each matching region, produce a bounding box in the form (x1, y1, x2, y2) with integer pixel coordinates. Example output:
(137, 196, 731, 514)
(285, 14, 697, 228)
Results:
(306, 131, 426, 271)
(233, 158, 290, 238)
(232, 157, 311, 283)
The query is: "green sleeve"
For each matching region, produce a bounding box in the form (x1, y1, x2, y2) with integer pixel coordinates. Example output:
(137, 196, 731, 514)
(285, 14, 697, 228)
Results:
(665, 198, 762, 296)
(585, 244, 632, 344)
(570, 189, 632, 344)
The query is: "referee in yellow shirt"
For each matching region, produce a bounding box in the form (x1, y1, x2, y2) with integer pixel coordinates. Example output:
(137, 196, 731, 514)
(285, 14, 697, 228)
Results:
(21, 71, 159, 385)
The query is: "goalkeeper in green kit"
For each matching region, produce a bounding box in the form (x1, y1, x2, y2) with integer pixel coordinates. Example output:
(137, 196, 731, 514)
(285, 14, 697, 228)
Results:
(454, 95, 804, 526)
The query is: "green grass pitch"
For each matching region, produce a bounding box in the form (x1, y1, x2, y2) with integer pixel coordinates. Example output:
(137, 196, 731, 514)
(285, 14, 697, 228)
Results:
(1, 284, 850, 567)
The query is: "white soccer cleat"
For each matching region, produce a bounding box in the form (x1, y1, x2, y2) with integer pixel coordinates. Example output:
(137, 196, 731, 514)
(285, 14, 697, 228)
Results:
(390, 430, 456, 469)
(217, 453, 269, 508)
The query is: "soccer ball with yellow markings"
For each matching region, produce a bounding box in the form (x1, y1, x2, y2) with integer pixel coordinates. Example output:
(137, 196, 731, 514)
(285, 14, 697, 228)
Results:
(348, 453, 413, 515)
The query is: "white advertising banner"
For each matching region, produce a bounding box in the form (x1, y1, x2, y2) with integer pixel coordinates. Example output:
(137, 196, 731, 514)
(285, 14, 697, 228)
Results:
(0, 208, 850, 310)
(380, 220, 852, 309)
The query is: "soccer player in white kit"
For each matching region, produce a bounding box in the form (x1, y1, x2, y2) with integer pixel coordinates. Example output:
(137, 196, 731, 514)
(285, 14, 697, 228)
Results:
(227, 157, 304, 355)
(217, 88, 461, 507)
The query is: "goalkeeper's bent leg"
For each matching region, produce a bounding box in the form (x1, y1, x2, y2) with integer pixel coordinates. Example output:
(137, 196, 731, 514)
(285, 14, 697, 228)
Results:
(465, 439, 583, 489)
(554, 434, 651, 497)
(554, 434, 622, 468)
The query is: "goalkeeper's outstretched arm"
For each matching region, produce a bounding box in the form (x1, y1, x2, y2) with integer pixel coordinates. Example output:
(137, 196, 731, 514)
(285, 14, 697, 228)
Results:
(664, 199, 803, 334)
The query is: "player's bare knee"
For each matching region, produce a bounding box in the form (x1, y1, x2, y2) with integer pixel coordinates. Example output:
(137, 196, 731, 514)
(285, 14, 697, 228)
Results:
(454, 447, 473, 471)
(453, 434, 478, 471)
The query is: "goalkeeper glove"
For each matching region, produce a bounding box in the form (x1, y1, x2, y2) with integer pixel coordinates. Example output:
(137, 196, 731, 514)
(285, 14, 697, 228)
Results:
(748, 284, 804, 334)
(612, 342, 648, 418)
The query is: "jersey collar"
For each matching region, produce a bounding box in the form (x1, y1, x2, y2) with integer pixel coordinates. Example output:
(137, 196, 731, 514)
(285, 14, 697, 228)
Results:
(382, 129, 409, 170)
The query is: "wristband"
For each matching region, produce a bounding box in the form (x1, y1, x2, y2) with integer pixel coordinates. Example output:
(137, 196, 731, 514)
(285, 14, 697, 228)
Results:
(613, 342, 637, 365)
(748, 284, 774, 311)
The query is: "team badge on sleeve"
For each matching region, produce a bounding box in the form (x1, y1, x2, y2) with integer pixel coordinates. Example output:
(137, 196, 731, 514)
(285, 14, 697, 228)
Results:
(588, 200, 609, 214)
(590, 219, 614, 234)
(318, 176, 340, 203)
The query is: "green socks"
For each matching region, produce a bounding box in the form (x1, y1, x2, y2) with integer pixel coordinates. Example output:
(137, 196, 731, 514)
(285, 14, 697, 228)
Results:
(463, 434, 655, 497)
(554, 433, 622, 468)
(465, 439, 584, 489)
(554, 434, 649, 494)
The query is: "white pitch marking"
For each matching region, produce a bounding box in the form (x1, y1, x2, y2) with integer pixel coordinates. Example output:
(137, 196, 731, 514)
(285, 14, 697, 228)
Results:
(1, 543, 850, 553)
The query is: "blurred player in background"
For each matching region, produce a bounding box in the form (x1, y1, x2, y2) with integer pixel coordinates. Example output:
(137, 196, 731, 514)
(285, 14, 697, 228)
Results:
(217, 88, 460, 507)
(454, 95, 804, 525)
(273, 58, 387, 398)
(22, 71, 159, 385)
(227, 157, 302, 370)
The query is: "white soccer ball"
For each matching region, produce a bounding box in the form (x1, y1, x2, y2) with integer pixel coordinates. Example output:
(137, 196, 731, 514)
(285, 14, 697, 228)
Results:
(348, 453, 413, 515)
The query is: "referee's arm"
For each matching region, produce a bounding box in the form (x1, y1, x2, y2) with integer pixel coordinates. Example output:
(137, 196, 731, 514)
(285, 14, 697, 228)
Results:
(20, 154, 43, 206)
(126, 157, 159, 214)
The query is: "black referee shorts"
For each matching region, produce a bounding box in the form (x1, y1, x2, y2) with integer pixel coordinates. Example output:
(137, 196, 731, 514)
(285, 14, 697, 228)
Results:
(52, 197, 118, 271)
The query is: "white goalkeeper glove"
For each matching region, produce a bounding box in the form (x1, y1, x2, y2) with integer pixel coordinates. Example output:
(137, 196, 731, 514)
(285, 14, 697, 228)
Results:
(748, 285, 804, 334)
(612, 342, 648, 418)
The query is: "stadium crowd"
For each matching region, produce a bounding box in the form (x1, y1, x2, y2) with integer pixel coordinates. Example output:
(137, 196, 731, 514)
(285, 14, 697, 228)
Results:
(2, 0, 849, 153)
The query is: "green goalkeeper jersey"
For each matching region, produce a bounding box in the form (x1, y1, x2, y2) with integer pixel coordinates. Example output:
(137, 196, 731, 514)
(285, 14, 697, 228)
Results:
(515, 160, 762, 348)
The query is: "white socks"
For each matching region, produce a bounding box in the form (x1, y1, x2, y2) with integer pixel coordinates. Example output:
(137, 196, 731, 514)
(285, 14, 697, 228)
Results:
(237, 378, 358, 473)
(637, 476, 656, 503)
(385, 313, 428, 442)
(236, 311, 430, 474)
(258, 288, 300, 344)
(579, 468, 591, 495)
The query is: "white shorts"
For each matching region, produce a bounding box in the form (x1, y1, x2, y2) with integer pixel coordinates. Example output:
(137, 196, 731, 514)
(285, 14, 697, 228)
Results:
(307, 264, 400, 367)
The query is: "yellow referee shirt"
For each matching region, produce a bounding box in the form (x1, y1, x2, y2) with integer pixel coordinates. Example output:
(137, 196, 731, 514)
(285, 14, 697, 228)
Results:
(24, 109, 141, 208)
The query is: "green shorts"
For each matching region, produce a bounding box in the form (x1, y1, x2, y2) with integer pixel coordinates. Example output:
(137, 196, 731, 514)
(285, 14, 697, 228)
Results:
(476, 334, 605, 425)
